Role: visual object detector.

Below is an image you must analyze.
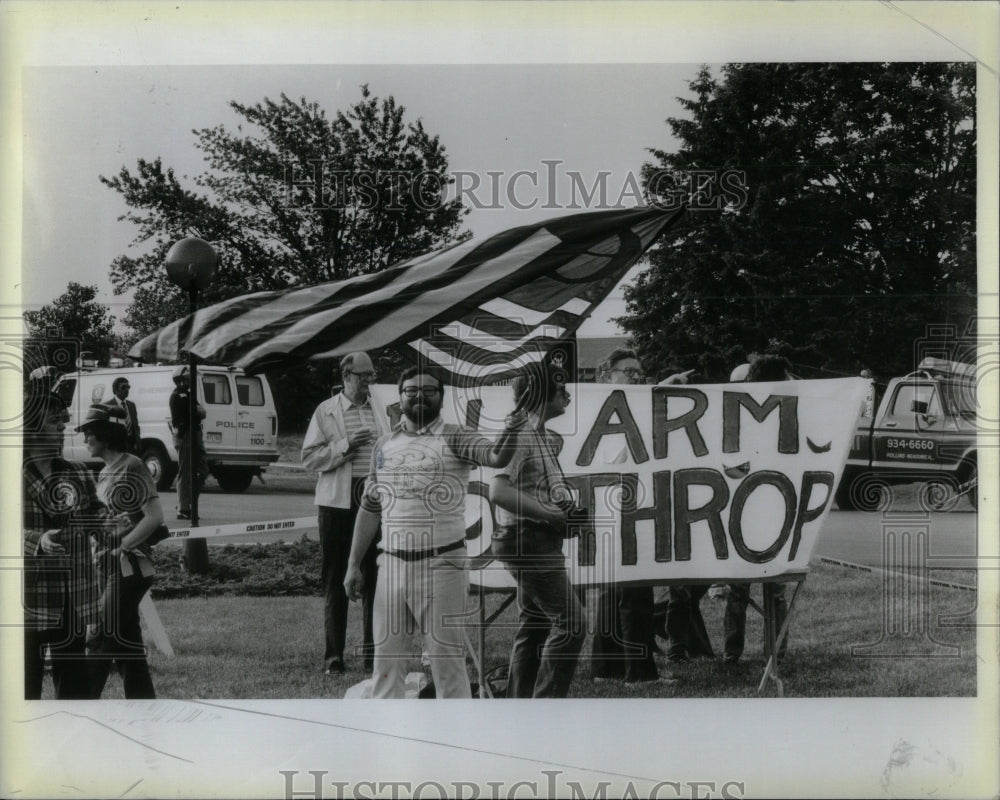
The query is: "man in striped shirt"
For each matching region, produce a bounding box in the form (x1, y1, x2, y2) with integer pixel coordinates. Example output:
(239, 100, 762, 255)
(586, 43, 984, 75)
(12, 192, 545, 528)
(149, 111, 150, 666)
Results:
(345, 368, 526, 698)
(302, 352, 390, 675)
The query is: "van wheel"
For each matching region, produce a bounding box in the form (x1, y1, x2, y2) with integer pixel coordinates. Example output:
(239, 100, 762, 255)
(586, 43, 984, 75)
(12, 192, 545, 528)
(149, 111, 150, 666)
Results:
(142, 444, 176, 491)
(213, 466, 255, 493)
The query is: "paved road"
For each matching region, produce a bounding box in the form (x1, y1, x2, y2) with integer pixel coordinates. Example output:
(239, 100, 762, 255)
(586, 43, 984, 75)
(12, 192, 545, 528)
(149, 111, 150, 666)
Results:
(162, 485, 982, 572)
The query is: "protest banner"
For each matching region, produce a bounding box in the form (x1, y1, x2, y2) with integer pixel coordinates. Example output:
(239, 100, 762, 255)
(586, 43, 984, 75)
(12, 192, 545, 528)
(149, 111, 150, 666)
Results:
(371, 378, 870, 588)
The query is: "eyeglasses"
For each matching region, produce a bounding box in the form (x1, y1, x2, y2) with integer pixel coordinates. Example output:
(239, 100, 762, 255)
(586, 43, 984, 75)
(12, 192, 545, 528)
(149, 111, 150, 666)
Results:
(611, 367, 645, 379)
(401, 386, 441, 398)
(347, 370, 377, 381)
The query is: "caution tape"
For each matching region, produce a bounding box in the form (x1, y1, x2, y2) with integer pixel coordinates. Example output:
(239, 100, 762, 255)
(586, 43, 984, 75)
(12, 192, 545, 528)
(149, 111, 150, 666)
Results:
(163, 516, 319, 541)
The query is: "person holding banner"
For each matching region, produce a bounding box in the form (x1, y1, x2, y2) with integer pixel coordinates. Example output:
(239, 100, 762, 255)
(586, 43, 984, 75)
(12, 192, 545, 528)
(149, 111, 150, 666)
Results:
(490, 363, 592, 698)
(590, 348, 662, 683)
(303, 352, 389, 675)
(723, 356, 792, 666)
(344, 368, 526, 698)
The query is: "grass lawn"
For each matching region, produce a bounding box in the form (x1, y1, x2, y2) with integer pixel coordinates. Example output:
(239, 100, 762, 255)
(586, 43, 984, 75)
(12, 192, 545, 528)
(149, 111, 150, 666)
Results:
(73, 432, 977, 700)
(83, 561, 978, 700)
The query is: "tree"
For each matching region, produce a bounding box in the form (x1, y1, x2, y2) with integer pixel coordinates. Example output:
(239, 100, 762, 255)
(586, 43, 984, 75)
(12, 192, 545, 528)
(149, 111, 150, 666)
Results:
(102, 85, 469, 426)
(621, 63, 976, 382)
(23, 282, 118, 375)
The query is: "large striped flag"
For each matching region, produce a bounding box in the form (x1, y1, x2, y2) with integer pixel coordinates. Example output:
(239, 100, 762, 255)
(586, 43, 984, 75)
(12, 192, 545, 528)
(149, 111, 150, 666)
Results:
(129, 207, 683, 386)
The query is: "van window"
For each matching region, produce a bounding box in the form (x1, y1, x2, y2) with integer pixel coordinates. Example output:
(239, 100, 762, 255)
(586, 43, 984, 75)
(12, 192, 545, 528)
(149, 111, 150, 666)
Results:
(201, 374, 232, 405)
(891, 383, 941, 417)
(236, 376, 265, 406)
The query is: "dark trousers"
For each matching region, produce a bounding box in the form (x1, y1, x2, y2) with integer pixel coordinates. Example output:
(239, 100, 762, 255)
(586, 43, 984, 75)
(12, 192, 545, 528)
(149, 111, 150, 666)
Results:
(591, 586, 658, 681)
(90, 562, 156, 699)
(507, 556, 586, 698)
(724, 582, 788, 663)
(24, 600, 91, 700)
(319, 492, 378, 671)
(665, 584, 714, 661)
(175, 430, 208, 513)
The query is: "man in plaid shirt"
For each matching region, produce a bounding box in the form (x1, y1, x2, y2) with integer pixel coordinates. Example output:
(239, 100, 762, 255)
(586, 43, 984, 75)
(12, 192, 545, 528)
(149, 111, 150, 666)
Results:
(22, 390, 103, 699)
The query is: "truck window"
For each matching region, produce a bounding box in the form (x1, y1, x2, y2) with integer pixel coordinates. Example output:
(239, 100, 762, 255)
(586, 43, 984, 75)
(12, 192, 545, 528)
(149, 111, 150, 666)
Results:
(891, 383, 942, 417)
(236, 376, 265, 406)
(201, 374, 232, 405)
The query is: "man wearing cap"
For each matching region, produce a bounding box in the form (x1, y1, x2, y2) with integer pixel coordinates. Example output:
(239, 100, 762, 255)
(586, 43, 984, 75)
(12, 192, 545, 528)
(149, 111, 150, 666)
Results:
(22, 390, 102, 699)
(302, 352, 389, 675)
(110, 376, 141, 455)
(345, 368, 526, 698)
(169, 367, 208, 520)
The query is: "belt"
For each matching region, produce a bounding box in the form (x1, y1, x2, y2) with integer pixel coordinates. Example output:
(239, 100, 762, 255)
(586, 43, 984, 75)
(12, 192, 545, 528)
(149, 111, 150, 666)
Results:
(383, 539, 465, 562)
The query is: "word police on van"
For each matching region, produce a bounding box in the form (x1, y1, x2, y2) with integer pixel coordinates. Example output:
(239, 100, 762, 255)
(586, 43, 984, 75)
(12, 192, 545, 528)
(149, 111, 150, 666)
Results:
(54, 365, 279, 493)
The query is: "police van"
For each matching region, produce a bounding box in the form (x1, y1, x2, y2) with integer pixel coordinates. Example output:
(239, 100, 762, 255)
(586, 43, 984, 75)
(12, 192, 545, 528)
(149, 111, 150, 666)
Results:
(53, 365, 280, 493)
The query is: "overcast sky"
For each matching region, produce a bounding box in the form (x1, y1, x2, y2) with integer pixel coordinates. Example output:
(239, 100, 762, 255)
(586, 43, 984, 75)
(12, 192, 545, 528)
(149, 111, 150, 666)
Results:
(21, 63, 695, 336)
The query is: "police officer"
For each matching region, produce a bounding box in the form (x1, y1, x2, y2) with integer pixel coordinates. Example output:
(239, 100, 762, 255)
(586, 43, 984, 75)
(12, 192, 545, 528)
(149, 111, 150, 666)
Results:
(169, 366, 208, 520)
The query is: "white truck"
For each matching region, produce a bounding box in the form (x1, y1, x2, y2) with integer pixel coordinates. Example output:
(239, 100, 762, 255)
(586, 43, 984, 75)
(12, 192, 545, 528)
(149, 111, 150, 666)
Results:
(835, 358, 978, 511)
(53, 365, 280, 492)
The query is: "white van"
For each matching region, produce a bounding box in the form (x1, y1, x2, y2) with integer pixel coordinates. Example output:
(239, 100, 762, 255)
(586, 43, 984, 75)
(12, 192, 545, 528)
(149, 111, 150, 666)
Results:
(53, 365, 280, 493)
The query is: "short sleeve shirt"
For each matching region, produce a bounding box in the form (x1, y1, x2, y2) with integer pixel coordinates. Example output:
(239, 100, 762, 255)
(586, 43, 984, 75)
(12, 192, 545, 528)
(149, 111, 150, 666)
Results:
(362, 417, 496, 550)
(97, 453, 158, 576)
(494, 423, 571, 528)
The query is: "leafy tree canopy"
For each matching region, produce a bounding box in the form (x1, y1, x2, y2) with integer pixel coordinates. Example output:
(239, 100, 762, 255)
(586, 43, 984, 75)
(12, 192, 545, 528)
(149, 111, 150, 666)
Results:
(622, 62, 976, 382)
(102, 86, 469, 427)
(102, 85, 468, 336)
(23, 282, 118, 373)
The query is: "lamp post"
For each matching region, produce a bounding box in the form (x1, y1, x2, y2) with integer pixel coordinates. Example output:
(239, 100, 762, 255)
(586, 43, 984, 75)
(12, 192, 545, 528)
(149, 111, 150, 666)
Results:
(165, 236, 218, 574)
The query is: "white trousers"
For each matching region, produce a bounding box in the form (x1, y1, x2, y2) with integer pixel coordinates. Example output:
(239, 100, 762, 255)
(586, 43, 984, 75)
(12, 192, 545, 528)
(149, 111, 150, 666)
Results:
(370, 549, 472, 699)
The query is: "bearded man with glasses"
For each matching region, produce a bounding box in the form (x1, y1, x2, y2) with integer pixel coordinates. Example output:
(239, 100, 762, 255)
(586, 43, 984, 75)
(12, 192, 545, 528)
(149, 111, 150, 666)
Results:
(345, 368, 527, 698)
(302, 352, 389, 675)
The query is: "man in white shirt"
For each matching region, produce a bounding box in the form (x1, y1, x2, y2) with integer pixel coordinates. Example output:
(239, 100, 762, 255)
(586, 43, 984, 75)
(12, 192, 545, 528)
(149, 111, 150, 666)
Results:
(302, 352, 389, 675)
(345, 368, 525, 698)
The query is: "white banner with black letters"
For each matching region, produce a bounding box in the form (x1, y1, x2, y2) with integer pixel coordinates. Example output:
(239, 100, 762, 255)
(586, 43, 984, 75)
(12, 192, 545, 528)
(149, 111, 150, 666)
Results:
(371, 378, 868, 588)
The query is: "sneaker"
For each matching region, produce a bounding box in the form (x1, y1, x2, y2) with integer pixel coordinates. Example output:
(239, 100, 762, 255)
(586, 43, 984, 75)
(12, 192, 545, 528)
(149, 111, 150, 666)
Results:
(177, 510, 191, 520)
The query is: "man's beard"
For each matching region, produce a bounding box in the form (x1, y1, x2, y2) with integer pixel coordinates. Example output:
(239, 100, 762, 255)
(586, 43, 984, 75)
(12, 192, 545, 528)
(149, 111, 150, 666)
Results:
(403, 399, 438, 427)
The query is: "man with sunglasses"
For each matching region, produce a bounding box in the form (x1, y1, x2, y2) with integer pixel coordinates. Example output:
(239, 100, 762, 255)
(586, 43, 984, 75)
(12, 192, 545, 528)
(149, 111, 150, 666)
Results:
(303, 352, 389, 675)
(345, 368, 526, 698)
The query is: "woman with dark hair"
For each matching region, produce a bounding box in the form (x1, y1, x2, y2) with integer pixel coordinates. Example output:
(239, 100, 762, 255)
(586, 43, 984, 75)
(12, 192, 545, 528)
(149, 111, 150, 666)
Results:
(77, 403, 163, 698)
(490, 362, 587, 697)
(22, 390, 102, 699)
